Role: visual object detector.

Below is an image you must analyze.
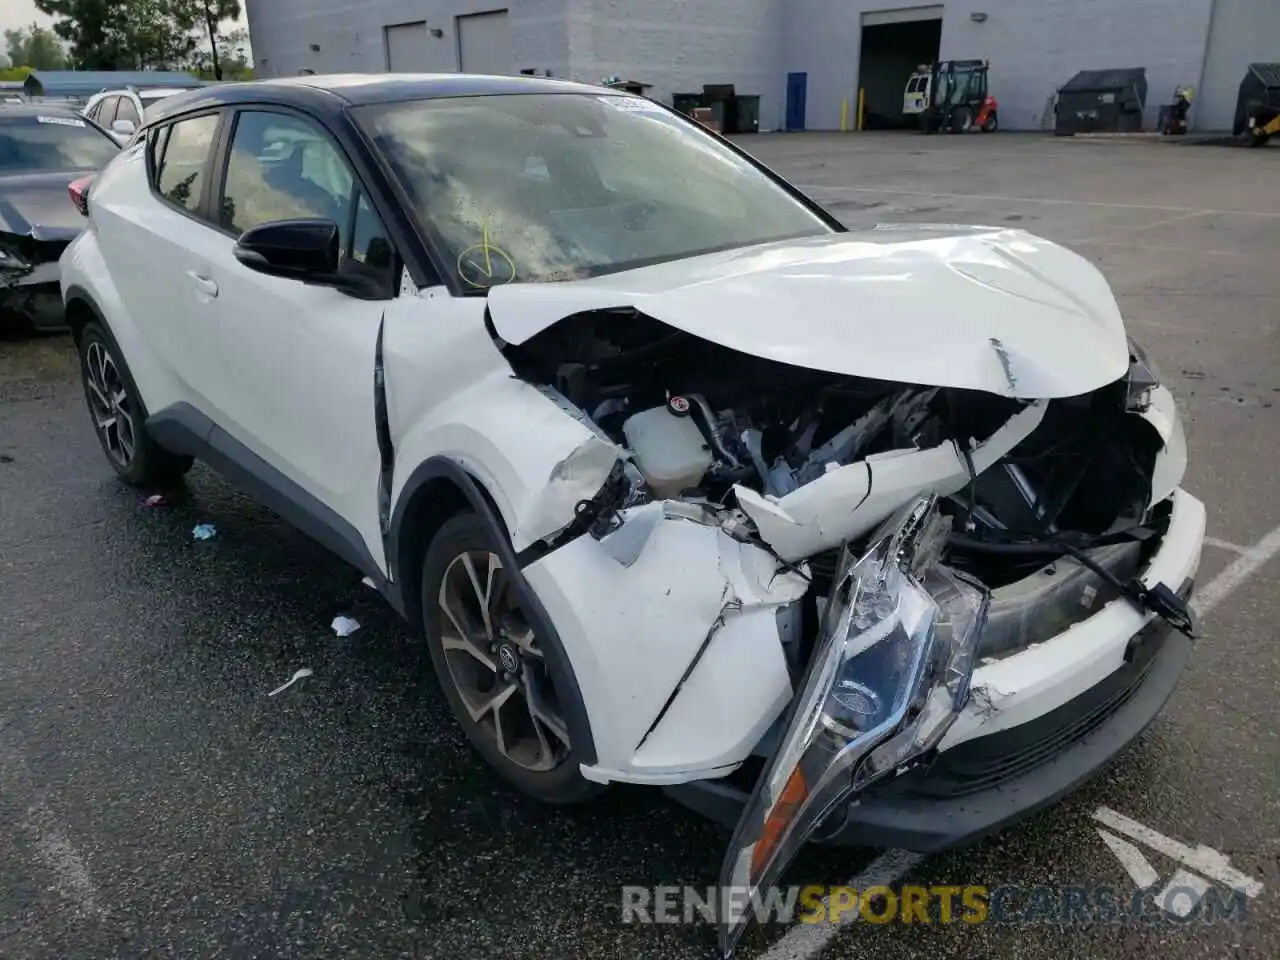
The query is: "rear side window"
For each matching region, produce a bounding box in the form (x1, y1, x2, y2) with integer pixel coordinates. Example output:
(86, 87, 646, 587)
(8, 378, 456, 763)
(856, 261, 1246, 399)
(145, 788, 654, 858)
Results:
(154, 113, 219, 214)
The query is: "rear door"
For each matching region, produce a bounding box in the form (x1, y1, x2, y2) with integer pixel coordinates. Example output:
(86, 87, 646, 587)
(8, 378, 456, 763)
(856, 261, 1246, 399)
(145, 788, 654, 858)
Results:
(92, 108, 232, 414)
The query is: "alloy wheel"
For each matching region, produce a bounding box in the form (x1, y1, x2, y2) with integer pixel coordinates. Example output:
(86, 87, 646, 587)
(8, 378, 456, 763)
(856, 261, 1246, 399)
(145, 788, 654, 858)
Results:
(84, 340, 136, 467)
(436, 549, 571, 772)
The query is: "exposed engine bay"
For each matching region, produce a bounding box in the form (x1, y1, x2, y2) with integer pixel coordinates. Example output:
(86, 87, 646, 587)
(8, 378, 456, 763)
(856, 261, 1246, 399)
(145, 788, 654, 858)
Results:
(504, 308, 1194, 655)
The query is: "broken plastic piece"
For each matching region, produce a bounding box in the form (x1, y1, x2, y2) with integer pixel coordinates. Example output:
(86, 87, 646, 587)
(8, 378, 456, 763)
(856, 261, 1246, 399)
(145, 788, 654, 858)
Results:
(331, 615, 361, 637)
(268, 668, 313, 697)
(192, 523, 217, 540)
(361, 576, 377, 590)
(142, 494, 166, 507)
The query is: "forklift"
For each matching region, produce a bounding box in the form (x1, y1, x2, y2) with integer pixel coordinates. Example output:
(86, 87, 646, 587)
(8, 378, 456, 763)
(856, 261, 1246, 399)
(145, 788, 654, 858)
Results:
(903, 59, 999, 134)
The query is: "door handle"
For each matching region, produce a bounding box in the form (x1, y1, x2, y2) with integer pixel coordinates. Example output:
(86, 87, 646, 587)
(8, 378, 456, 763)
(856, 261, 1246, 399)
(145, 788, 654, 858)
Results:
(186, 270, 219, 298)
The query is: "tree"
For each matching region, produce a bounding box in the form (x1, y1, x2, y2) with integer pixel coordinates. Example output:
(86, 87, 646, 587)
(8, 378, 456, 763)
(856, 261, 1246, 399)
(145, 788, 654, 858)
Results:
(178, 0, 241, 81)
(34, 0, 214, 69)
(4, 23, 67, 70)
(33, 0, 127, 68)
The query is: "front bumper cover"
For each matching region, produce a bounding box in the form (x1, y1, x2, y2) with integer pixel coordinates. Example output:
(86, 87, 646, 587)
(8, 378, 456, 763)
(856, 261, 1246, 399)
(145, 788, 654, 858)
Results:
(666, 578, 1190, 857)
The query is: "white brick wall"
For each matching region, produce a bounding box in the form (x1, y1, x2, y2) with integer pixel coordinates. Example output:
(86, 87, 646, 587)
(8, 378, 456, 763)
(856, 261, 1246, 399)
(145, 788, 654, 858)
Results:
(247, 0, 1248, 131)
(245, 0, 573, 79)
(573, 0, 785, 129)
(784, 0, 1215, 132)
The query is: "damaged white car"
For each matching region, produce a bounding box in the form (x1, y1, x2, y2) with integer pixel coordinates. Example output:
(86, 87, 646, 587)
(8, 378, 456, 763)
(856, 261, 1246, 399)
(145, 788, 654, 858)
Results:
(62, 75, 1202, 955)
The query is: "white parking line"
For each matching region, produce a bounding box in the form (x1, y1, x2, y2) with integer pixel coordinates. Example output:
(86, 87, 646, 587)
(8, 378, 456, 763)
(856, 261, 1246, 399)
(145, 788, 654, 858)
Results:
(794, 184, 1280, 219)
(0, 741, 104, 920)
(1073, 209, 1211, 245)
(756, 519, 1280, 960)
(1192, 522, 1280, 616)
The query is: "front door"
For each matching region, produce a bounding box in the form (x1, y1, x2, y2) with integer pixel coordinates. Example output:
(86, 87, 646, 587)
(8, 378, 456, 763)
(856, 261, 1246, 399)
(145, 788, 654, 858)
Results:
(786, 72, 807, 131)
(197, 107, 400, 567)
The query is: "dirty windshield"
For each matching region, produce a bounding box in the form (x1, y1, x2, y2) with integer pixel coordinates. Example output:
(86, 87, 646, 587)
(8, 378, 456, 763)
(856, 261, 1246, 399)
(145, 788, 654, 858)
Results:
(355, 92, 832, 288)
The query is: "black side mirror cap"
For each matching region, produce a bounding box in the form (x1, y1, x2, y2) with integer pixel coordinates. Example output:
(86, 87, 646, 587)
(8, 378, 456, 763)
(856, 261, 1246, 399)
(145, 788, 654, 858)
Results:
(234, 218, 341, 278)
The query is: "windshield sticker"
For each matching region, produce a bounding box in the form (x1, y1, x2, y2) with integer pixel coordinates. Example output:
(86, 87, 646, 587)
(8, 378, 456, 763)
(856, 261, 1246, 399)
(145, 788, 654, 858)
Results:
(597, 96, 662, 113)
(36, 115, 87, 127)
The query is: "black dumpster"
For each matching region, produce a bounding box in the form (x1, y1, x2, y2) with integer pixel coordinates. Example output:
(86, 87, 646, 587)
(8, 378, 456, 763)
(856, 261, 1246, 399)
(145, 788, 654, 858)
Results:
(672, 92, 702, 117)
(1054, 67, 1147, 135)
(1232, 63, 1280, 136)
(735, 95, 760, 133)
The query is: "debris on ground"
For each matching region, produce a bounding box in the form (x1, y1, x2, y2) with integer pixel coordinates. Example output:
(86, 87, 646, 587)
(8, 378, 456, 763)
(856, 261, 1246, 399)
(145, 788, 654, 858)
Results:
(331, 615, 361, 638)
(142, 494, 166, 507)
(268, 668, 313, 697)
(192, 523, 217, 540)
(361, 576, 376, 590)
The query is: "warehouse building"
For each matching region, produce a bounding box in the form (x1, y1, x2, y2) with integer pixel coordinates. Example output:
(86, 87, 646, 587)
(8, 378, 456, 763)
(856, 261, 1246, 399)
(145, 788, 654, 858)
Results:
(245, 0, 1280, 133)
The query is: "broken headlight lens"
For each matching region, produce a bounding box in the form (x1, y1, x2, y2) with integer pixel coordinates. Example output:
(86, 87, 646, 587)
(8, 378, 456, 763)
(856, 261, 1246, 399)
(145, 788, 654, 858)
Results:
(1125, 336, 1162, 412)
(717, 495, 989, 957)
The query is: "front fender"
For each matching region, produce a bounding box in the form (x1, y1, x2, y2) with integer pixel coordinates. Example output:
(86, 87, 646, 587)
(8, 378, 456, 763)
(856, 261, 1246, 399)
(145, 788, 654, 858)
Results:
(388, 370, 620, 553)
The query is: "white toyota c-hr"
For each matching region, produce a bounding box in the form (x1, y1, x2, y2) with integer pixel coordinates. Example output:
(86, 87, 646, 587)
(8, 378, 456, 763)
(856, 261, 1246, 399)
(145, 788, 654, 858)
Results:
(60, 74, 1203, 954)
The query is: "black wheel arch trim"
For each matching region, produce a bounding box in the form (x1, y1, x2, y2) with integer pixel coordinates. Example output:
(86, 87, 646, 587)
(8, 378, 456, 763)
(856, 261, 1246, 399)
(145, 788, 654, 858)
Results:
(63, 283, 107, 333)
(389, 456, 598, 766)
(145, 401, 407, 618)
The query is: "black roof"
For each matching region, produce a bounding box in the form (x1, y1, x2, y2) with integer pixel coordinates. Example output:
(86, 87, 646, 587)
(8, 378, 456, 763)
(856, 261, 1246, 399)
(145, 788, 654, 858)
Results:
(1059, 67, 1146, 93)
(146, 73, 614, 125)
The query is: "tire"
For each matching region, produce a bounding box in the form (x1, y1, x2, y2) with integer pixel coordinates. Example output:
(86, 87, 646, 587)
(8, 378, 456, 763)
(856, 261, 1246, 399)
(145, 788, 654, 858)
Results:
(421, 512, 601, 804)
(981, 111, 998, 133)
(950, 105, 974, 133)
(78, 321, 194, 487)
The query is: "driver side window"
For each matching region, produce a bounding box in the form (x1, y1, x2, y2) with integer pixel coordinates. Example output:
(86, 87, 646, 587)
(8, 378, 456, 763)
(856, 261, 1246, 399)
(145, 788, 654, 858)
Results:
(219, 110, 356, 246)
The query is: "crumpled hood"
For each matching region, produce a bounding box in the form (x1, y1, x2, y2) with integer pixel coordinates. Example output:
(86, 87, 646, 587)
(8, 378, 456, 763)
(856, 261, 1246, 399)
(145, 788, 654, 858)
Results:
(487, 225, 1131, 399)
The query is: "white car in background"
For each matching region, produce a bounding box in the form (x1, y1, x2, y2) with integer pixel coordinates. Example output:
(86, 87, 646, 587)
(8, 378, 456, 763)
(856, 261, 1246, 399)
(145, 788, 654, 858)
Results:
(60, 74, 1203, 956)
(83, 86, 199, 143)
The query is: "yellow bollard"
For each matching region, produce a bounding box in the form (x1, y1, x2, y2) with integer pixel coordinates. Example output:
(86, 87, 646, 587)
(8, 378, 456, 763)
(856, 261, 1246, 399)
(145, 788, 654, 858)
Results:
(857, 88, 865, 131)
(840, 98, 849, 132)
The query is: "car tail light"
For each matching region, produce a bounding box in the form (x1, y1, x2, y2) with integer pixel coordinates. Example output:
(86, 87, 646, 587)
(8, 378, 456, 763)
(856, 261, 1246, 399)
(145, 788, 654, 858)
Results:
(69, 174, 94, 217)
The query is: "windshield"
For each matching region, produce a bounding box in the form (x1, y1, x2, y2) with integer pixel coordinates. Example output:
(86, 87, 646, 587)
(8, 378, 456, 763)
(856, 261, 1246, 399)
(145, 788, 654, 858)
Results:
(354, 93, 833, 288)
(0, 116, 119, 173)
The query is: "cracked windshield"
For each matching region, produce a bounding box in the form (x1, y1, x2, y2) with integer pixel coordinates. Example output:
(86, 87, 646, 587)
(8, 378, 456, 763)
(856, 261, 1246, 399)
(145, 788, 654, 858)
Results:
(355, 93, 831, 287)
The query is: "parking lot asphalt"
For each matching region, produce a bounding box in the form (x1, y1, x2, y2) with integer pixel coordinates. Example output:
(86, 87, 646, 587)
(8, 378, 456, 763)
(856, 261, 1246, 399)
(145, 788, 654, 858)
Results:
(2, 132, 1277, 960)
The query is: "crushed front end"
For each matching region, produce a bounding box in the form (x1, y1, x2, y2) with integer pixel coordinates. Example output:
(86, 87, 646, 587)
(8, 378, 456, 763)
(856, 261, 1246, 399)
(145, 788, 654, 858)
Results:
(0, 224, 79, 335)
(497, 309, 1202, 956)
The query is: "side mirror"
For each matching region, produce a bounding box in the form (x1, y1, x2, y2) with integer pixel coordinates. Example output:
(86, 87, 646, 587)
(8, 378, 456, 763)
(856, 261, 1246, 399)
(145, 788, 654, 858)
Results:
(233, 218, 385, 298)
(234, 218, 341, 279)
(111, 118, 136, 136)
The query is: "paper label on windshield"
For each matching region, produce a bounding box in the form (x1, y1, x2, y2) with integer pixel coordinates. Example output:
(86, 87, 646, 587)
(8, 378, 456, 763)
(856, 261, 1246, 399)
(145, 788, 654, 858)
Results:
(37, 115, 86, 127)
(597, 96, 661, 113)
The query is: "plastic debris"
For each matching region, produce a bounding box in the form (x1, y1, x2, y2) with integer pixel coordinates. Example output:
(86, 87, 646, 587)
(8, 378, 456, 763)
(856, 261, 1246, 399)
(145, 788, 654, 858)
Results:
(142, 494, 166, 507)
(268, 668, 313, 697)
(331, 615, 361, 638)
(192, 523, 217, 540)
(361, 576, 376, 590)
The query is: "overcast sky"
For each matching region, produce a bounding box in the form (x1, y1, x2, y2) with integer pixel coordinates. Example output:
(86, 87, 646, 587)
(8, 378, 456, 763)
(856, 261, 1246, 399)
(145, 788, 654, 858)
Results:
(1, 0, 248, 37)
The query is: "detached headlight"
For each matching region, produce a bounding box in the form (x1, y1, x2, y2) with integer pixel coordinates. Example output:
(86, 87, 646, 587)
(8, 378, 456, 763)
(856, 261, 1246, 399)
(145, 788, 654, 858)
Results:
(718, 495, 989, 957)
(1125, 335, 1162, 412)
